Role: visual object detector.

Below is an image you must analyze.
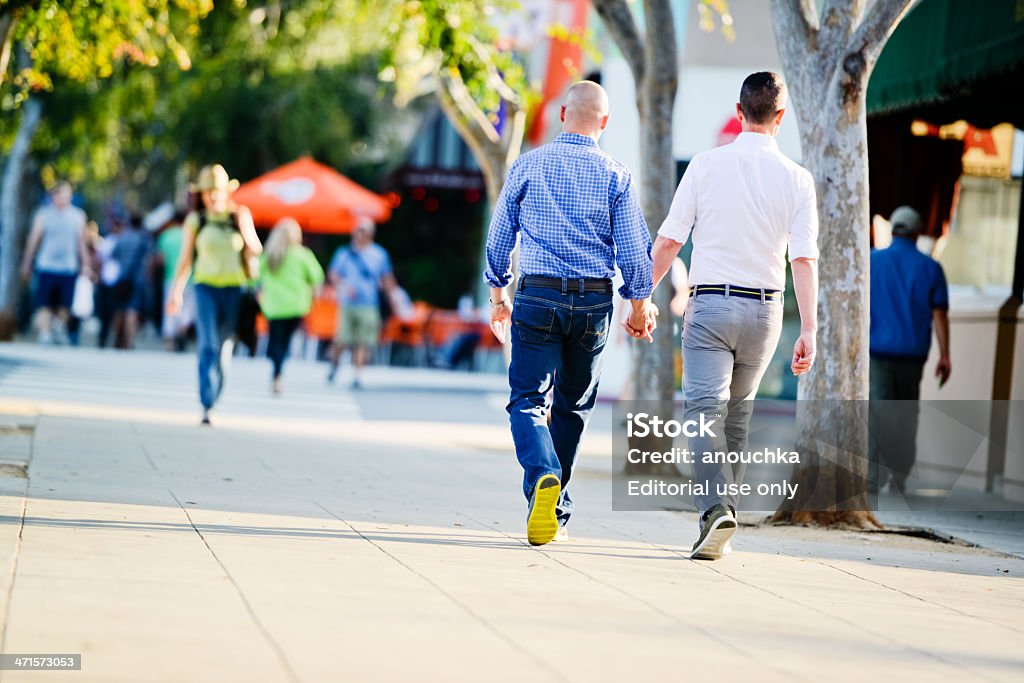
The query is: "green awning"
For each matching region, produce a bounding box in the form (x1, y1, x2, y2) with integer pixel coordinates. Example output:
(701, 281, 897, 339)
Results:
(867, 0, 1024, 127)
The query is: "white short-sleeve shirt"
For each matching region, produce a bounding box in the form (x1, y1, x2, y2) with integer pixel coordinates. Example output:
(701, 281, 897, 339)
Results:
(658, 132, 819, 291)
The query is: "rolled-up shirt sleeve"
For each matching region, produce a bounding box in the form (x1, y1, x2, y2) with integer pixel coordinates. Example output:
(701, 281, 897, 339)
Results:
(658, 156, 699, 245)
(482, 160, 525, 288)
(931, 263, 949, 311)
(788, 171, 820, 261)
(612, 173, 653, 300)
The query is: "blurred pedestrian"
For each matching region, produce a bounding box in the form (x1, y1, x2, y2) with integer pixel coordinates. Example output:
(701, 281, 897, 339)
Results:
(95, 218, 122, 348)
(326, 218, 397, 389)
(151, 207, 193, 351)
(168, 164, 262, 426)
(19, 182, 92, 344)
(869, 205, 951, 494)
(109, 214, 151, 349)
(484, 81, 656, 546)
(258, 218, 324, 395)
(66, 220, 102, 345)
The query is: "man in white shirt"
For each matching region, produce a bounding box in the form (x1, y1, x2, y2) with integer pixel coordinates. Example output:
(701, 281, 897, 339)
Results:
(652, 72, 820, 560)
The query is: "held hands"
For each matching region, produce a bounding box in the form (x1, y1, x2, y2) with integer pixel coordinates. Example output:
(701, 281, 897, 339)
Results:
(791, 329, 816, 376)
(622, 300, 659, 343)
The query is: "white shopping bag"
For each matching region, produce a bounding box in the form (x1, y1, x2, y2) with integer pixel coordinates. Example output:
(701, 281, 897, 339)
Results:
(71, 275, 94, 318)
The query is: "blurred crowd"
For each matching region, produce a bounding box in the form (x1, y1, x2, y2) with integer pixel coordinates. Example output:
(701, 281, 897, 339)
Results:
(18, 167, 496, 424)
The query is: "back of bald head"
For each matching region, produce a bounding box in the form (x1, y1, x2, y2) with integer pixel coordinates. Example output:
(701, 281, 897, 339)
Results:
(562, 81, 609, 133)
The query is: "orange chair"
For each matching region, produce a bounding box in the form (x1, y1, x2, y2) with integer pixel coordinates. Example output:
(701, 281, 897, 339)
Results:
(305, 289, 340, 341)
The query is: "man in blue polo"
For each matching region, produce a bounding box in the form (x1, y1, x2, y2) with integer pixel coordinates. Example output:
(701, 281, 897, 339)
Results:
(485, 81, 656, 546)
(869, 206, 951, 493)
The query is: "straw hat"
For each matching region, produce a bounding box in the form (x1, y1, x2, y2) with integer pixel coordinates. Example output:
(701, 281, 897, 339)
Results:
(192, 164, 239, 193)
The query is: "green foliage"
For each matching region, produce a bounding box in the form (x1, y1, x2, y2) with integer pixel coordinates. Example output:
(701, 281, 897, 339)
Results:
(25, 1, 411, 215)
(5, 0, 212, 90)
(698, 0, 735, 43)
(377, 0, 532, 112)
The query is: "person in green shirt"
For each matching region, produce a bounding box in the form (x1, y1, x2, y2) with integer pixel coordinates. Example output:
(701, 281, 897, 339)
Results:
(258, 217, 325, 394)
(154, 212, 193, 351)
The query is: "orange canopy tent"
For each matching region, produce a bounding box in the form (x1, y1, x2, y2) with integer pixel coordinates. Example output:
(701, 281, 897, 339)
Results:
(233, 157, 391, 233)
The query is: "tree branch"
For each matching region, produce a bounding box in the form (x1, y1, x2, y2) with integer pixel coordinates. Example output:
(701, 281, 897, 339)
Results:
(820, 0, 865, 50)
(592, 0, 645, 86)
(0, 13, 16, 86)
(437, 70, 500, 147)
(466, 36, 520, 105)
(848, 0, 914, 69)
(643, 0, 676, 89)
(770, 0, 820, 93)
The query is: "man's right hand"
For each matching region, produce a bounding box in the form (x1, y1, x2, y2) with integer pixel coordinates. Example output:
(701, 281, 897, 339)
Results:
(792, 329, 816, 376)
(936, 355, 952, 387)
(624, 300, 658, 343)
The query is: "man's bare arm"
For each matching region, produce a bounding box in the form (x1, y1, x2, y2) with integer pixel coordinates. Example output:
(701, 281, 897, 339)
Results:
(790, 257, 818, 375)
(652, 236, 683, 290)
(19, 216, 44, 280)
(933, 308, 951, 385)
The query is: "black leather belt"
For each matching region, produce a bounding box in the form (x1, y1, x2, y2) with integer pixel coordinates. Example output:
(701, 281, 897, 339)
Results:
(690, 284, 782, 301)
(519, 275, 613, 293)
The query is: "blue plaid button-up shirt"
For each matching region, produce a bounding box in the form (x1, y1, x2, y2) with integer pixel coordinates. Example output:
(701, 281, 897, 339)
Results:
(483, 133, 653, 300)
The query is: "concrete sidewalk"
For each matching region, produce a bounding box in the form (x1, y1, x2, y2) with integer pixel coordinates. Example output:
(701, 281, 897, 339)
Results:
(0, 343, 1022, 682)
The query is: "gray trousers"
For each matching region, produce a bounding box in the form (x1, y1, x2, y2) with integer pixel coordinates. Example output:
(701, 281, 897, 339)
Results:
(682, 292, 783, 516)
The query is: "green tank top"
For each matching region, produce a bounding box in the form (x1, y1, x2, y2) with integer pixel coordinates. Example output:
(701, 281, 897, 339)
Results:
(188, 211, 248, 287)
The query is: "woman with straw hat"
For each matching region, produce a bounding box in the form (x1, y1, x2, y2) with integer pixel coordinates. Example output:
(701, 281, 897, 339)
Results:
(168, 164, 263, 425)
(258, 218, 324, 395)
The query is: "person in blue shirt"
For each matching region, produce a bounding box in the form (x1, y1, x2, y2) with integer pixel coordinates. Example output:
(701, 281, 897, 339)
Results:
(869, 205, 952, 493)
(327, 218, 396, 389)
(484, 81, 656, 546)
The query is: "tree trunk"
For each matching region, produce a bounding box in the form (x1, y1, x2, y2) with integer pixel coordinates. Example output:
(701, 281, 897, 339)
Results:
(769, 0, 912, 527)
(773, 95, 879, 526)
(0, 13, 16, 86)
(593, 0, 679, 475)
(0, 94, 42, 340)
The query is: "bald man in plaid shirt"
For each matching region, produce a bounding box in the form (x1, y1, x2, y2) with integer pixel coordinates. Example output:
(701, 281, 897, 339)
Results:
(485, 81, 657, 547)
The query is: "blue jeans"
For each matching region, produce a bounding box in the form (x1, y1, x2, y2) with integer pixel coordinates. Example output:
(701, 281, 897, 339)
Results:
(507, 284, 613, 526)
(194, 284, 242, 409)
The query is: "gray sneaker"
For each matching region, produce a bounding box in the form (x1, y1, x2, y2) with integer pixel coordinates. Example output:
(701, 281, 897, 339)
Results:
(691, 504, 737, 560)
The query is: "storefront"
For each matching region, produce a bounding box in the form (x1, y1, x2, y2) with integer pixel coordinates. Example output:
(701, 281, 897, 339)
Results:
(866, 0, 1024, 501)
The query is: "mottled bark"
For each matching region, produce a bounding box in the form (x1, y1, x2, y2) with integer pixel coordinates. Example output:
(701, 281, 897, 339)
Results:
(595, 0, 678, 475)
(0, 94, 42, 339)
(769, 0, 912, 527)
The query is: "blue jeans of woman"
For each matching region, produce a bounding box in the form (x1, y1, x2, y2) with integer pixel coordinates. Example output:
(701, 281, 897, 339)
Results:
(507, 284, 613, 527)
(194, 284, 241, 409)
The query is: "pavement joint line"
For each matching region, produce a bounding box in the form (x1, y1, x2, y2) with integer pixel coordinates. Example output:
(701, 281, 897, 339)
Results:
(455, 512, 798, 680)
(312, 500, 570, 683)
(168, 488, 302, 683)
(643, 531, 998, 680)
(133, 424, 161, 473)
(0, 481, 28, 683)
(813, 559, 1024, 635)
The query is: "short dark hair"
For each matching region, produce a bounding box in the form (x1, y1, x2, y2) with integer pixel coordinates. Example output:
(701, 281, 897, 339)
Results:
(739, 72, 786, 125)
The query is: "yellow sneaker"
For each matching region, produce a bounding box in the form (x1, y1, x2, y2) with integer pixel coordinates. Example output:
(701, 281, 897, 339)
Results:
(527, 474, 561, 546)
